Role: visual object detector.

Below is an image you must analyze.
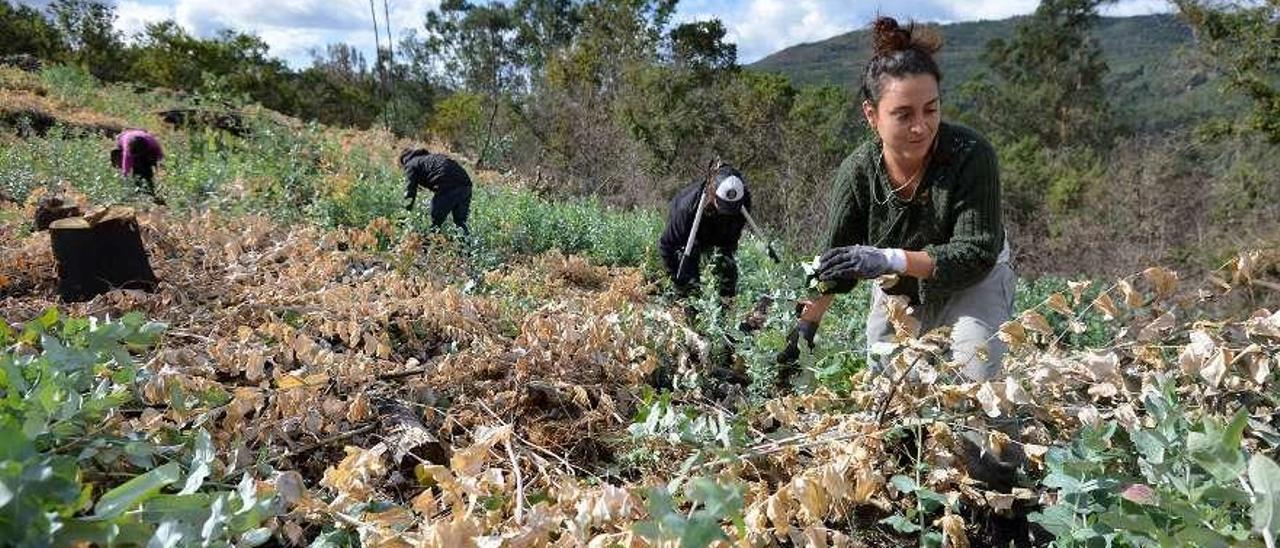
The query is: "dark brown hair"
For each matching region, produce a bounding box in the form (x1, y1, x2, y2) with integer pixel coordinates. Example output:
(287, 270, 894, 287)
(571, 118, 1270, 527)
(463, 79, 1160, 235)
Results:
(860, 17, 943, 105)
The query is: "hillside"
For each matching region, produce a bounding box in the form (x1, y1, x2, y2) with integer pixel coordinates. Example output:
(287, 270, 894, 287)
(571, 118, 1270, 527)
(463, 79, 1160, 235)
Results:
(2, 65, 1280, 546)
(749, 14, 1233, 131)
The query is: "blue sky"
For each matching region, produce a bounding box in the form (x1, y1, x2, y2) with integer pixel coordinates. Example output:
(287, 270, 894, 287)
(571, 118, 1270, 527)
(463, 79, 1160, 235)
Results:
(16, 0, 1173, 68)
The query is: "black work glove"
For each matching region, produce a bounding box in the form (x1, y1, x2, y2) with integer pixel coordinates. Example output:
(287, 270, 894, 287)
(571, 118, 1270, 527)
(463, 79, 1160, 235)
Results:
(404, 198, 416, 212)
(775, 319, 818, 365)
(817, 245, 891, 282)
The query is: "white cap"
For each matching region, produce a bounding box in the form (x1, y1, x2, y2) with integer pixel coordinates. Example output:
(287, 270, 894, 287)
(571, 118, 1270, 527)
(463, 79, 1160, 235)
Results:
(715, 175, 745, 203)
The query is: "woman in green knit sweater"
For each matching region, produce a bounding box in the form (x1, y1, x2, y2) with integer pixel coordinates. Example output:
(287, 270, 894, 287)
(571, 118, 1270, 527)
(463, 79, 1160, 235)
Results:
(778, 17, 1015, 383)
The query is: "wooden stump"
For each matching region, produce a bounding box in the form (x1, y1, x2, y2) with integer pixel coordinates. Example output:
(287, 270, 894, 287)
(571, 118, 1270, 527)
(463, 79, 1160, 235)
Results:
(49, 206, 158, 302)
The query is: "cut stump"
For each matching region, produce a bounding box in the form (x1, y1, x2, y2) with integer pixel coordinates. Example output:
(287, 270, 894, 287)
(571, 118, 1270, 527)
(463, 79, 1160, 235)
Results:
(49, 206, 158, 302)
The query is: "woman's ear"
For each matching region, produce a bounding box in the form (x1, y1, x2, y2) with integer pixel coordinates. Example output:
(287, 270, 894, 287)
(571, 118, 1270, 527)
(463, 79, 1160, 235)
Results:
(861, 100, 877, 130)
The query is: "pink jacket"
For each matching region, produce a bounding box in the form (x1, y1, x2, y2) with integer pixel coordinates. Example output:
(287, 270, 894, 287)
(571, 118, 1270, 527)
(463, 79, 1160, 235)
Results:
(117, 130, 163, 177)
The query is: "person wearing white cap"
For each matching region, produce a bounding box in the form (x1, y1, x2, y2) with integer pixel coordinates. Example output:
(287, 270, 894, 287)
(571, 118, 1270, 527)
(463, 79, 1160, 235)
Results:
(657, 163, 753, 306)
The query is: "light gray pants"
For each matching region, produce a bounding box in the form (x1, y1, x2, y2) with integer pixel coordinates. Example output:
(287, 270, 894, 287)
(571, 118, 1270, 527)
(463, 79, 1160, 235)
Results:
(866, 249, 1015, 382)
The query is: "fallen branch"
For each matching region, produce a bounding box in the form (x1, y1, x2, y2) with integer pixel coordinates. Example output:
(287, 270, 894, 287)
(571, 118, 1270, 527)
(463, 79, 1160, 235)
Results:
(504, 437, 525, 525)
(269, 423, 375, 465)
(377, 365, 434, 382)
(874, 352, 925, 426)
(1251, 279, 1280, 293)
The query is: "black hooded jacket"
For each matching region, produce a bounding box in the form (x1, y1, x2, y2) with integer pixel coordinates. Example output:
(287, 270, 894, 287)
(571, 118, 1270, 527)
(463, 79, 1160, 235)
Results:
(401, 150, 473, 204)
(657, 179, 752, 295)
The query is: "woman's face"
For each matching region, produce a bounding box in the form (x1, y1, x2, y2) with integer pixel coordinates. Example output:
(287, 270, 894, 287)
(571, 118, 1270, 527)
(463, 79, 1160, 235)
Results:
(862, 73, 941, 162)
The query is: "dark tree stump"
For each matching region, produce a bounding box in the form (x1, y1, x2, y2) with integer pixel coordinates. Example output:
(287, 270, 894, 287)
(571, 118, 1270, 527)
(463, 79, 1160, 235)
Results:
(49, 206, 158, 302)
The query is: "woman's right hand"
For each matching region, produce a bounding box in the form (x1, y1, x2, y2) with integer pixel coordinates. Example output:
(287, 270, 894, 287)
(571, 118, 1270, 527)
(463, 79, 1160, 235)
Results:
(818, 245, 892, 281)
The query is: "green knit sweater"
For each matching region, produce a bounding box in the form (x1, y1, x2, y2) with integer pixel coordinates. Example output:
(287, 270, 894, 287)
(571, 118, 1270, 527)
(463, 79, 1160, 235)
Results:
(821, 121, 1005, 305)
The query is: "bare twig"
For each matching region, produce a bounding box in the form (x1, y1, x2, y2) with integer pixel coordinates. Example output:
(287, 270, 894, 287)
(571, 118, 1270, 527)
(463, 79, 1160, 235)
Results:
(1251, 279, 1280, 293)
(270, 423, 375, 464)
(505, 437, 525, 525)
(874, 352, 925, 426)
(377, 365, 433, 382)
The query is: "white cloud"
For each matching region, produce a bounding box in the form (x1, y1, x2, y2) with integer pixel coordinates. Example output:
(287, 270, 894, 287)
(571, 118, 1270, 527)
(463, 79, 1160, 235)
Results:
(938, 0, 1041, 21)
(679, 0, 862, 63)
(1102, 0, 1172, 17)
(108, 0, 438, 66)
(681, 0, 1174, 63)
(114, 1, 174, 40)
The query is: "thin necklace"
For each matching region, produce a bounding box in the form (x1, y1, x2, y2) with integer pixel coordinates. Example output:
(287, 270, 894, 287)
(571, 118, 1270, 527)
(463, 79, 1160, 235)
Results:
(877, 135, 938, 205)
(877, 155, 927, 205)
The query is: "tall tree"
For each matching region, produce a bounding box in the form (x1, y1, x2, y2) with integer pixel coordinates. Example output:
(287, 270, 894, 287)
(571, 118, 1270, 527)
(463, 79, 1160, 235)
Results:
(47, 0, 128, 80)
(420, 0, 523, 166)
(960, 0, 1116, 149)
(0, 1, 66, 59)
(668, 20, 737, 75)
(1177, 0, 1280, 143)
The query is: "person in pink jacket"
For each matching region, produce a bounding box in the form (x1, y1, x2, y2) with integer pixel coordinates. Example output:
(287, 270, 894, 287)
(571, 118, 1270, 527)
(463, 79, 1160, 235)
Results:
(111, 129, 164, 201)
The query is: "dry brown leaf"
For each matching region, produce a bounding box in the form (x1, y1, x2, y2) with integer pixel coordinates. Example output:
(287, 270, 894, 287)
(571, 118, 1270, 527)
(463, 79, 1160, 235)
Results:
(1024, 444, 1049, 467)
(1118, 279, 1144, 308)
(976, 382, 1002, 418)
(802, 526, 831, 548)
(997, 319, 1028, 351)
(1004, 377, 1032, 406)
(1202, 349, 1231, 389)
(1243, 350, 1271, 385)
(766, 399, 799, 427)
(1114, 403, 1141, 431)
(1078, 405, 1102, 429)
(1068, 280, 1093, 306)
(1137, 311, 1176, 342)
(937, 513, 969, 548)
(1244, 310, 1280, 339)
(1088, 382, 1119, 401)
(1083, 351, 1120, 382)
(346, 391, 373, 423)
(1047, 293, 1073, 316)
(987, 492, 1016, 513)
(1179, 330, 1216, 376)
(767, 487, 793, 536)
(1093, 292, 1120, 321)
(852, 467, 884, 505)
(793, 475, 829, 522)
(885, 295, 920, 339)
(283, 521, 306, 546)
(411, 489, 438, 517)
(1142, 267, 1178, 299)
(1234, 251, 1258, 284)
(319, 444, 387, 503)
(1020, 311, 1054, 337)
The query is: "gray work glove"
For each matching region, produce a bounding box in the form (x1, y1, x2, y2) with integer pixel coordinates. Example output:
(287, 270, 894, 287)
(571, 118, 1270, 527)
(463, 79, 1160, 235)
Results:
(775, 319, 818, 365)
(817, 245, 892, 282)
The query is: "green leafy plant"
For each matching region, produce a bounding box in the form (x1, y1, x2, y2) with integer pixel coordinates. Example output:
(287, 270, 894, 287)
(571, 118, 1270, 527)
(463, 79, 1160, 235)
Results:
(1030, 384, 1270, 547)
(0, 309, 279, 546)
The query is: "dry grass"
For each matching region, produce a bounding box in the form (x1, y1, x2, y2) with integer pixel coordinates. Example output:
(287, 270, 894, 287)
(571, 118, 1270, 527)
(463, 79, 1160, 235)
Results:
(0, 90, 126, 136)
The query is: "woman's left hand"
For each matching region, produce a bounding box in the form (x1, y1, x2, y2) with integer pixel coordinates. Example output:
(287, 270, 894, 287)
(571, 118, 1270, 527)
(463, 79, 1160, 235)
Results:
(817, 245, 893, 281)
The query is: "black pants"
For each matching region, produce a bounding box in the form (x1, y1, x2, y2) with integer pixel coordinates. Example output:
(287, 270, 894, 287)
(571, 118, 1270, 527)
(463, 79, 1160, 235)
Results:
(659, 246, 738, 299)
(430, 185, 472, 234)
(131, 159, 157, 196)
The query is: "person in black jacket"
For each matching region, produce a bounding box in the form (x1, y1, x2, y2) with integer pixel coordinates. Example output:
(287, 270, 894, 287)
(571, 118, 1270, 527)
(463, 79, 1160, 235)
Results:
(400, 148, 474, 234)
(657, 164, 752, 302)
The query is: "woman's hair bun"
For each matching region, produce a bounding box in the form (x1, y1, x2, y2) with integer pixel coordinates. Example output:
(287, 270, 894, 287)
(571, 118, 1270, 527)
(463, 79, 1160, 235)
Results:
(871, 16, 941, 57)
